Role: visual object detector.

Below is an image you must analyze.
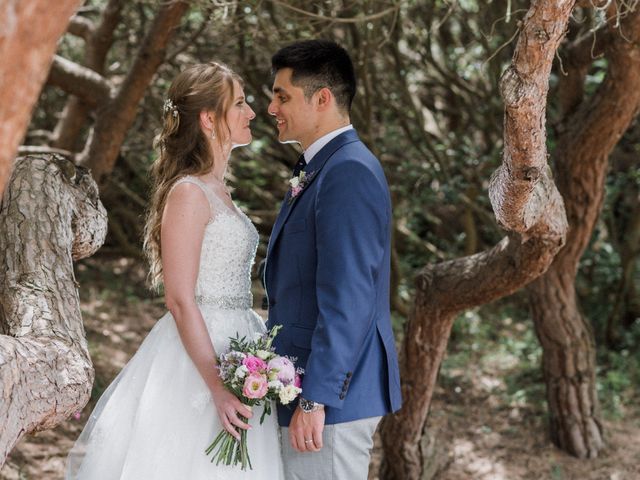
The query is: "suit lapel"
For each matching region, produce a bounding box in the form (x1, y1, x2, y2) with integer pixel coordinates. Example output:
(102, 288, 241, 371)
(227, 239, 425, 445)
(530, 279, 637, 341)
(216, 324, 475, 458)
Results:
(267, 130, 360, 259)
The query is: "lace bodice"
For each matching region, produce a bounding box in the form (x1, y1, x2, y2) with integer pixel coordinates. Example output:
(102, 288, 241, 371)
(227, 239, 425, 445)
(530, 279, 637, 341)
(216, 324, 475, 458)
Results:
(172, 176, 259, 308)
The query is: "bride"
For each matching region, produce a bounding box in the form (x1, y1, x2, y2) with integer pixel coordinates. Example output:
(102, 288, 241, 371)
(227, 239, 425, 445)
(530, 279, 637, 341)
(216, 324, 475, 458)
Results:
(66, 62, 284, 479)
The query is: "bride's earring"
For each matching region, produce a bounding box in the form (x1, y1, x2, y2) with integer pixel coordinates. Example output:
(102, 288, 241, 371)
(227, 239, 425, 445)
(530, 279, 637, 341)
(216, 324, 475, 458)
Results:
(211, 129, 216, 140)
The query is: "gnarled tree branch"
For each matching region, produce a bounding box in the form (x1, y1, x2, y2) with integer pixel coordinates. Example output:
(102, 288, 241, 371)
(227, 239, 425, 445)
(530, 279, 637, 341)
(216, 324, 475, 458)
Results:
(0, 155, 107, 467)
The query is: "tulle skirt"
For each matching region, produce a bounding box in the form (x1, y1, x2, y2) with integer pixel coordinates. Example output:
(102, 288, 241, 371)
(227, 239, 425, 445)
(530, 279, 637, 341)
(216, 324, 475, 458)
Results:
(66, 306, 284, 480)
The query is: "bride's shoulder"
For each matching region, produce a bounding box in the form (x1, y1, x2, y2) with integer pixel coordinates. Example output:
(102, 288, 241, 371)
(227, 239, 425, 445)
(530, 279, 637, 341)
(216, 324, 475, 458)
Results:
(166, 177, 210, 212)
(172, 174, 204, 189)
(166, 176, 226, 228)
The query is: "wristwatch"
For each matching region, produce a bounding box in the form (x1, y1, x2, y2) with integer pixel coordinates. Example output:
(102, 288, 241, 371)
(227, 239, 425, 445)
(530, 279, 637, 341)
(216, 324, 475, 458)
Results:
(299, 397, 324, 413)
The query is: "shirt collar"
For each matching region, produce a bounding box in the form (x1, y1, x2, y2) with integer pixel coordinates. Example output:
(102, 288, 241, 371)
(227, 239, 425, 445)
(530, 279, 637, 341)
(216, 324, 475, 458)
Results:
(302, 124, 354, 164)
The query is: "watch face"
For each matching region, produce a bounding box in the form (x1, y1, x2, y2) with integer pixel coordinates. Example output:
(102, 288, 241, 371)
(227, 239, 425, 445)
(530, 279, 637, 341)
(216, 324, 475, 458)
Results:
(300, 398, 314, 411)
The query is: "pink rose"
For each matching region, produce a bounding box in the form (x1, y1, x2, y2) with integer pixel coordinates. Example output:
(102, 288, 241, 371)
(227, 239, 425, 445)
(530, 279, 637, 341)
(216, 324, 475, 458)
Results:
(243, 372, 268, 399)
(291, 186, 302, 197)
(294, 374, 302, 388)
(268, 356, 296, 385)
(242, 355, 267, 373)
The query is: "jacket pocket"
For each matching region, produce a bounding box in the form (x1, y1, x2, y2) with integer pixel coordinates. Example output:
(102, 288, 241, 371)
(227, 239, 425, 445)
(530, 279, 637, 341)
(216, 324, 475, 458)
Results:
(291, 324, 314, 349)
(283, 219, 307, 234)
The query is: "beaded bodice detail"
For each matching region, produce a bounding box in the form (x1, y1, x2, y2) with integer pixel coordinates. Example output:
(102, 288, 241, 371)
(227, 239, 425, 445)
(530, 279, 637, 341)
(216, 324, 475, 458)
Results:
(173, 176, 259, 309)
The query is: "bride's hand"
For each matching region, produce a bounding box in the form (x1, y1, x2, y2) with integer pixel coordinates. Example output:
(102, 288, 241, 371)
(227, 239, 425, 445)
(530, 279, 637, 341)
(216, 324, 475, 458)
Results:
(211, 386, 253, 440)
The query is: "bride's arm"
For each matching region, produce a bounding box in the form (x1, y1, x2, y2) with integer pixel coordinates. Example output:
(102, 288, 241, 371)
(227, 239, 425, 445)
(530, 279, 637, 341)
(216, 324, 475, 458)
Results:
(161, 182, 252, 437)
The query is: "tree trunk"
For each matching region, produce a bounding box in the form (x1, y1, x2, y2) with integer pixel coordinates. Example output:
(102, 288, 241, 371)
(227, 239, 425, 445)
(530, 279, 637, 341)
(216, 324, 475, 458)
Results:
(380, 1, 575, 478)
(78, 0, 190, 183)
(51, 0, 126, 151)
(528, 270, 603, 458)
(526, 5, 640, 458)
(0, 0, 83, 197)
(0, 155, 107, 467)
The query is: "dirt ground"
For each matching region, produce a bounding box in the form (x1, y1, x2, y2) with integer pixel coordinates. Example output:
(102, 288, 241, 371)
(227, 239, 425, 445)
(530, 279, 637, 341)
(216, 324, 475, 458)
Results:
(2, 259, 639, 479)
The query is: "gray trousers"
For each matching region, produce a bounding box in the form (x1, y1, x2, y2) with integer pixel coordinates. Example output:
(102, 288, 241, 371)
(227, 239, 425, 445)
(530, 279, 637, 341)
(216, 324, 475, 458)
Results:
(280, 416, 381, 480)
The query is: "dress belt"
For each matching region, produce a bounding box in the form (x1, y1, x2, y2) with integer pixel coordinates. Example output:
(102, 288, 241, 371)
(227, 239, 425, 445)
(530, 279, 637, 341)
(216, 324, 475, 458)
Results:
(195, 293, 253, 310)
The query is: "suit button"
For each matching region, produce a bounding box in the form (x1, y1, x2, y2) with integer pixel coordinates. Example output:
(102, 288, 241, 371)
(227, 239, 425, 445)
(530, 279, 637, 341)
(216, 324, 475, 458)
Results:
(339, 393, 345, 400)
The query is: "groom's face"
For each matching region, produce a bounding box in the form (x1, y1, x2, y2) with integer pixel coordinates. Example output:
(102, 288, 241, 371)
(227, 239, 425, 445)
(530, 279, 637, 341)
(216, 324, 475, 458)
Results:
(268, 68, 317, 149)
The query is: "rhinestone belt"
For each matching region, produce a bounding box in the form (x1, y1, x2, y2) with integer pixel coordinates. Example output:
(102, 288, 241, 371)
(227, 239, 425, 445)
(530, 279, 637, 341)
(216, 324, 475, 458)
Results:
(195, 293, 252, 310)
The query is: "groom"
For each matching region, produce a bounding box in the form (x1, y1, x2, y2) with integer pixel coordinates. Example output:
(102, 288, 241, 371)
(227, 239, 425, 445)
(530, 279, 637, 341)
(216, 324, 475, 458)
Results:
(264, 40, 402, 479)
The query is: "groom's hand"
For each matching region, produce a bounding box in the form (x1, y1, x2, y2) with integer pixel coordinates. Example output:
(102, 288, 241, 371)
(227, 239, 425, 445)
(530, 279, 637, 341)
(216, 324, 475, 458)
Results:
(289, 406, 325, 452)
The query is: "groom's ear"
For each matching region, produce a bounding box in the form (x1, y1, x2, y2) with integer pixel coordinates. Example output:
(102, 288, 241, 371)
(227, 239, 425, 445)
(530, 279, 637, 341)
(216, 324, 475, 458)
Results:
(199, 110, 215, 131)
(315, 87, 333, 111)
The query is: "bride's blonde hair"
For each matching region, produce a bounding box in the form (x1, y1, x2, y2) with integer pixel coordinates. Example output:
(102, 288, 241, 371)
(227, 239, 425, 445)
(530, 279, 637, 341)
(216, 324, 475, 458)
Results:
(143, 62, 242, 289)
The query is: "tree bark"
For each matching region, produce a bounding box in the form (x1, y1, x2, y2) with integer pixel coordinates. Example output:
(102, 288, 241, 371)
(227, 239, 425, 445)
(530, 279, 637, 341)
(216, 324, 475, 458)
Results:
(526, 4, 640, 459)
(78, 0, 190, 183)
(380, 1, 575, 478)
(0, 0, 83, 198)
(0, 155, 107, 467)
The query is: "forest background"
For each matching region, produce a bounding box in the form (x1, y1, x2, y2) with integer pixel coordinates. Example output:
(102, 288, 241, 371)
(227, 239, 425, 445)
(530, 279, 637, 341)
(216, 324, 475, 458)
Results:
(0, 0, 639, 479)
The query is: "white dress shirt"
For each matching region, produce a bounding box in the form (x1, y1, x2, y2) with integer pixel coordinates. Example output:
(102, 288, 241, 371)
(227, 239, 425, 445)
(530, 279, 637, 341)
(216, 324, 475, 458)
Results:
(302, 125, 354, 164)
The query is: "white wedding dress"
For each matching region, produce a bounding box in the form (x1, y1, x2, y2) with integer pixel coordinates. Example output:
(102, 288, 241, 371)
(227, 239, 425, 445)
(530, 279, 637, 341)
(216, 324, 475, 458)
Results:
(66, 176, 284, 479)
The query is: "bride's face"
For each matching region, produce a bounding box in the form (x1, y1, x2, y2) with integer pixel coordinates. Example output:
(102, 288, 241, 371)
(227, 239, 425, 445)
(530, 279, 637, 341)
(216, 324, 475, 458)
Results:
(227, 80, 256, 148)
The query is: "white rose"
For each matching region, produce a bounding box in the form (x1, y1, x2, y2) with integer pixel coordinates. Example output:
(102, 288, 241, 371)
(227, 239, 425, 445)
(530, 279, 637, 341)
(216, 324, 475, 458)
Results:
(289, 177, 300, 188)
(235, 365, 249, 379)
(268, 380, 283, 392)
(278, 385, 301, 405)
(256, 350, 272, 360)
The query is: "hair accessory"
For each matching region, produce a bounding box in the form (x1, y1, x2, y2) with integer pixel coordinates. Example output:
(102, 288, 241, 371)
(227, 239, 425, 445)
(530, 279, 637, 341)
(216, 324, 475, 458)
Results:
(163, 98, 178, 118)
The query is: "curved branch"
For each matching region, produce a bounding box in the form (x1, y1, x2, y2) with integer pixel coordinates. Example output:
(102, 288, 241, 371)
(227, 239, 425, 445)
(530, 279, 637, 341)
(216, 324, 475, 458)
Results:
(67, 14, 95, 40)
(555, 5, 640, 269)
(47, 55, 112, 106)
(86, 0, 126, 71)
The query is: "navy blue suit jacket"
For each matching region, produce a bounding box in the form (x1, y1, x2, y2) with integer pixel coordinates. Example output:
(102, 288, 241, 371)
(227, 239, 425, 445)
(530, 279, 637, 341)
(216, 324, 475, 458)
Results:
(265, 129, 402, 426)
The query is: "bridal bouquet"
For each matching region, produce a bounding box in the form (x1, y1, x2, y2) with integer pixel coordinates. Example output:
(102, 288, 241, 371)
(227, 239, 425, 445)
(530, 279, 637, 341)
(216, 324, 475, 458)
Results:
(205, 325, 302, 470)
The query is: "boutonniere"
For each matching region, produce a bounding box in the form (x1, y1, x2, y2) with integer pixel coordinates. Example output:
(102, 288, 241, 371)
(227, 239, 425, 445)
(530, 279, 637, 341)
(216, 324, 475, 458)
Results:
(287, 170, 315, 204)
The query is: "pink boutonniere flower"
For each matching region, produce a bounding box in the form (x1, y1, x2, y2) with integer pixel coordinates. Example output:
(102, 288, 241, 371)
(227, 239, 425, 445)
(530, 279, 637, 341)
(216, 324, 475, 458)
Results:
(287, 170, 315, 204)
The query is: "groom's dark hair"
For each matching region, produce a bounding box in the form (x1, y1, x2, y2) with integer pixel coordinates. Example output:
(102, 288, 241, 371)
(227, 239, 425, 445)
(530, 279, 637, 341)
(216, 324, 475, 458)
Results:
(271, 39, 356, 113)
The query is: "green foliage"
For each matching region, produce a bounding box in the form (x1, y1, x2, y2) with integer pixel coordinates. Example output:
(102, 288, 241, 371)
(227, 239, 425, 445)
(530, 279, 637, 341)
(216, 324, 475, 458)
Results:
(443, 298, 639, 420)
(444, 303, 547, 412)
(596, 322, 640, 418)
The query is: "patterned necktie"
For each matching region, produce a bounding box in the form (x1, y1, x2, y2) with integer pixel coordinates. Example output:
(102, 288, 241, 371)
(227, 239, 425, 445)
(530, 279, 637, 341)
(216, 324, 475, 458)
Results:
(292, 153, 306, 178)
